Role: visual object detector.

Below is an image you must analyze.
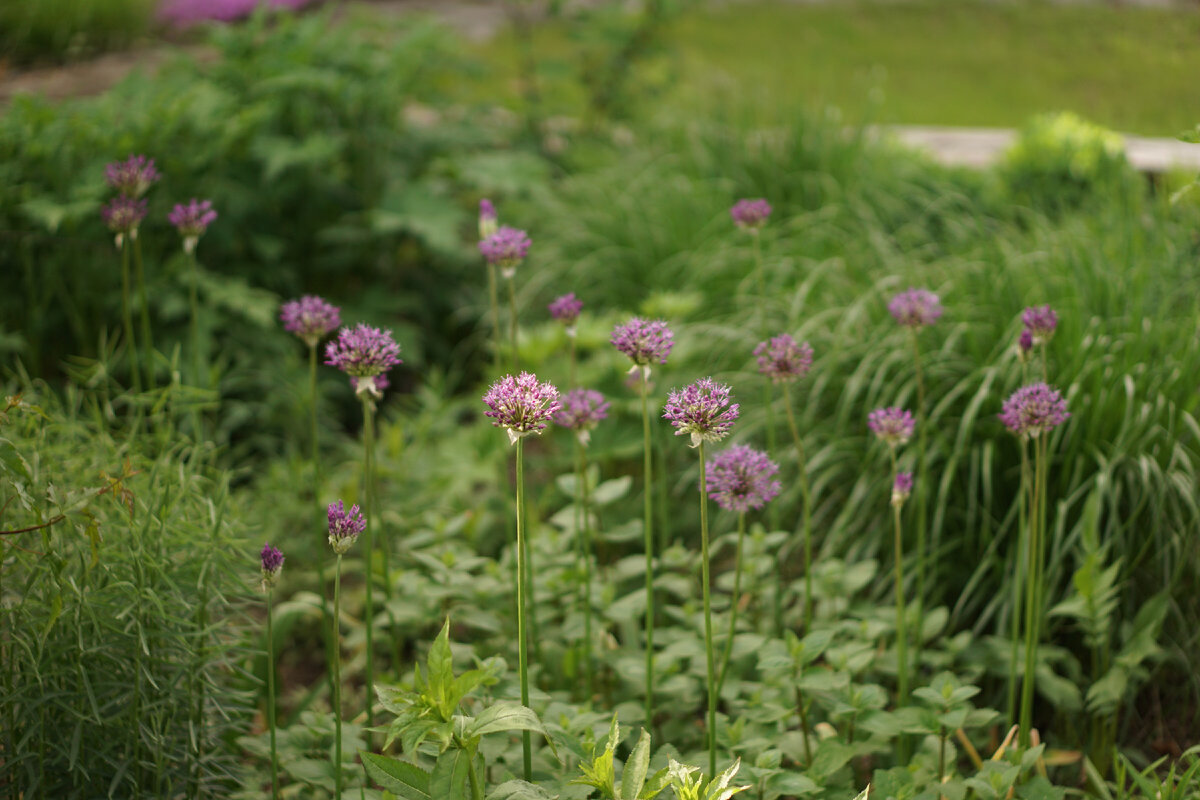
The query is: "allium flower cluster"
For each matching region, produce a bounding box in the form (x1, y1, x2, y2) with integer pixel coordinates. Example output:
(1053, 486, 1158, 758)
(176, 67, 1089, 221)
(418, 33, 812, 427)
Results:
(168, 198, 217, 253)
(868, 406, 915, 448)
(730, 198, 772, 231)
(101, 196, 148, 243)
(483, 372, 563, 445)
(280, 295, 341, 348)
(554, 388, 609, 445)
(548, 293, 584, 334)
(1018, 328, 1034, 356)
(663, 377, 740, 448)
(325, 324, 402, 398)
(1021, 304, 1058, 345)
(891, 472, 913, 507)
(754, 334, 813, 383)
(260, 542, 284, 590)
(479, 226, 531, 277)
(327, 500, 366, 555)
(105, 155, 160, 198)
(706, 445, 781, 513)
(611, 317, 674, 375)
(998, 382, 1069, 438)
(479, 198, 498, 239)
(888, 288, 943, 328)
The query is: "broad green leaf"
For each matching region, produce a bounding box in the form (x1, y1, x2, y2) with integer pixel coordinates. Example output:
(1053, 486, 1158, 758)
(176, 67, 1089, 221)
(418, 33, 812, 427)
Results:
(430, 748, 473, 800)
(619, 728, 651, 800)
(361, 752, 431, 800)
(466, 702, 547, 738)
(487, 780, 558, 800)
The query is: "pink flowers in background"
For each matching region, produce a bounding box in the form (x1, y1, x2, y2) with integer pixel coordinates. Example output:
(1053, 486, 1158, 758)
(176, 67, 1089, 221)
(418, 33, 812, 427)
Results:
(754, 334, 813, 383)
(168, 198, 218, 253)
(730, 198, 772, 231)
(611, 317, 674, 373)
(706, 445, 781, 513)
(101, 196, 148, 240)
(999, 383, 1069, 438)
(105, 155, 160, 198)
(479, 226, 532, 277)
(483, 372, 562, 445)
(554, 388, 609, 445)
(325, 324, 402, 398)
(327, 500, 365, 554)
(889, 288, 943, 328)
(663, 377, 739, 447)
(548, 293, 584, 332)
(478, 199, 498, 239)
(260, 542, 284, 590)
(892, 472, 913, 506)
(868, 406, 916, 448)
(1021, 304, 1058, 344)
(159, 0, 318, 26)
(280, 295, 341, 348)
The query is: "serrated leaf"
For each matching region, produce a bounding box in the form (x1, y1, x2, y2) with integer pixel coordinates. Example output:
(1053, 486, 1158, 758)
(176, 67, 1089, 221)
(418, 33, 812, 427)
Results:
(431, 748, 473, 800)
(361, 752, 431, 800)
(619, 728, 651, 800)
(466, 701, 546, 738)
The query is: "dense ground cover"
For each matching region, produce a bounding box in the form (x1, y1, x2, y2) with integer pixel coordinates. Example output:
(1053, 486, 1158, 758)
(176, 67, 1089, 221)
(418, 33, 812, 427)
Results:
(2, 4, 1199, 799)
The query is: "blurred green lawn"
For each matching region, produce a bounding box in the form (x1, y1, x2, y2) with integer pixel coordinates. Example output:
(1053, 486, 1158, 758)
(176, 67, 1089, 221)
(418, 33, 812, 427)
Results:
(475, 0, 1200, 136)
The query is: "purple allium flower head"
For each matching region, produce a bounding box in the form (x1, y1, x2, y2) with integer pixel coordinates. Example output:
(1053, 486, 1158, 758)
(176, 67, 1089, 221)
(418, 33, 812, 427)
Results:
(548, 293, 584, 334)
(998, 382, 1069, 439)
(479, 226, 531, 277)
(327, 500, 366, 554)
(706, 444, 781, 513)
(479, 198, 498, 240)
(554, 388, 609, 445)
(1021, 305, 1058, 344)
(168, 198, 217, 254)
(483, 372, 563, 445)
(1018, 328, 1034, 358)
(280, 295, 341, 348)
(730, 198, 772, 231)
(611, 317, 674, 376)
(260, 542, 284, 590)
(868, 406, 916, 448)
(754, 334, 814, 383)
(663, 377, 740, 448)
(891, 472, 913, 507)
(101, 196, 148, 244)
(888, 288, 943, 328)
(325, 324, 402, 398)
(105, 155, 160, 198)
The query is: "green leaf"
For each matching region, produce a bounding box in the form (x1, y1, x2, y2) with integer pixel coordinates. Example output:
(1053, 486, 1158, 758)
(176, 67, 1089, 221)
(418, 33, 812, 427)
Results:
(465, 702, 547, 738)
(361, 752, 432, 800)
(486, 780, 558, 800)
(591, 476, 633, 506)
(431, 748, 473, 800)
(619, 728, 651, 800)
(1014, 776, 1065, 800)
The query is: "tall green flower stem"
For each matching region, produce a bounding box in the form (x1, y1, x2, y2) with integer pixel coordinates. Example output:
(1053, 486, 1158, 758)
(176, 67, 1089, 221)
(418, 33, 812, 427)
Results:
(697, 442, 718, 779)
(909, 330, 929, 669)
(639, 369, 656, 728)
(332, 553, 345, 798)
(185, 249, 203, 439)
(1019, 433, 1049, 748)
(575, 438, 595, 701)
(506, 276, 519, 370)
(487, 262, 503, 373)
(361, 397, 378, 733)
(119, 239, 142, 393)
(309, 346, 335, 702)
(265, 588, 279, 799)
(890, 451, 910, 711)
(716, 512, 746, 695)
(782, 382, 814, 629)
(1006, 441, 1031, 728)
(132, 236, 154, 390)
(568, 334, 577, 389)
(751, 234, 780, 534)
(515, 438, 533, 781)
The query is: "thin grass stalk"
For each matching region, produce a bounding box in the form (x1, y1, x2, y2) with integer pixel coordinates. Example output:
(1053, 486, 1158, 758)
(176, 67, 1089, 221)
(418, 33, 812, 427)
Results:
(698, 441, 717, 778)
(507, 277, 519, 371)
(361, 398, 376, 733)
(569, 334, 577, 389)
(186, 250, 202, 438)
(752, 234, 780, 534)
(120, 240, 142, 393)
(332, 553, 344, 797)
(716, 512, 746, 695)
(782, 382, 813, 629)
(309, 345, 334, 702)
(910, 330, 928, 671)
(639, 370, 656, 727)
(794, 685, 814, 765)
(266, 590, 279, 799)
(1007, 440, 1031, 728)
(515, 438, 533, 781)
(132, 236, 154, 390)
(487, 262, 502, 373)
(1019, 433, 1045, 748)
(572, 439, 585, 698)
(891, 456, 909, 711)
(581, 443, 594, 702)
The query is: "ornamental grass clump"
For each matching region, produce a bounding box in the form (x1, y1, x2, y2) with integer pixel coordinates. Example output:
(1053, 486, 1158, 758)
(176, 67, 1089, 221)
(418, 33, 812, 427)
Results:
(1000, 382, 1069, 748)
(664, 377, 739, 778)
(555, 387, 609, 699)
(325, 323, 401, 731)
(480, 225, 532, 368)
(259, 543, 284, 799)
(707, 445, 780, 695)
(483, 372, 561, 780)
(754, 333, 815, 626)
(326, 500, 365, 797)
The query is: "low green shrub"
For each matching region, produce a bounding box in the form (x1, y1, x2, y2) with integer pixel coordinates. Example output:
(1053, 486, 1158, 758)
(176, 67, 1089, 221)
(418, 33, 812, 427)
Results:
(0, 0, 155, 65)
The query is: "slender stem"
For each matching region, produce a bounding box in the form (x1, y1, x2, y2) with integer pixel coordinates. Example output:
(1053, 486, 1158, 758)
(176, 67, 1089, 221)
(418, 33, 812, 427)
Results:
(266, 591, 279, 799)
(572, 440, 585, 698)
(581, 443, 594, 703)
(333, 554, 344, 797)
(362, 398, 376, 733)
(640, 370, 655, 727)
(310, 346, 335, 703)
(1019, 433, 1044, 748)
(515, 439, 533, 781)
(716, 513, 746, 695)
(1040, 343, 1049, 384)
(506, 276, 519, 371)
(568, 334, 577, 389)
(132, 236, 154, 390)
(938, 726, 947, 791)
(794, 685, 813, 764)
(458, 739, 483, 800)
(751, 234, 780, 534)
(910, 330, 928, 673)
(186, 250, 202, 439)
(698, 442, 717, 778)
(1007, 440, 1030, 728)
(892, 489, 909, 709)
(120, 239, 142, 393)
(487, 262, 502, 373)
(782, 383, 813, 629)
